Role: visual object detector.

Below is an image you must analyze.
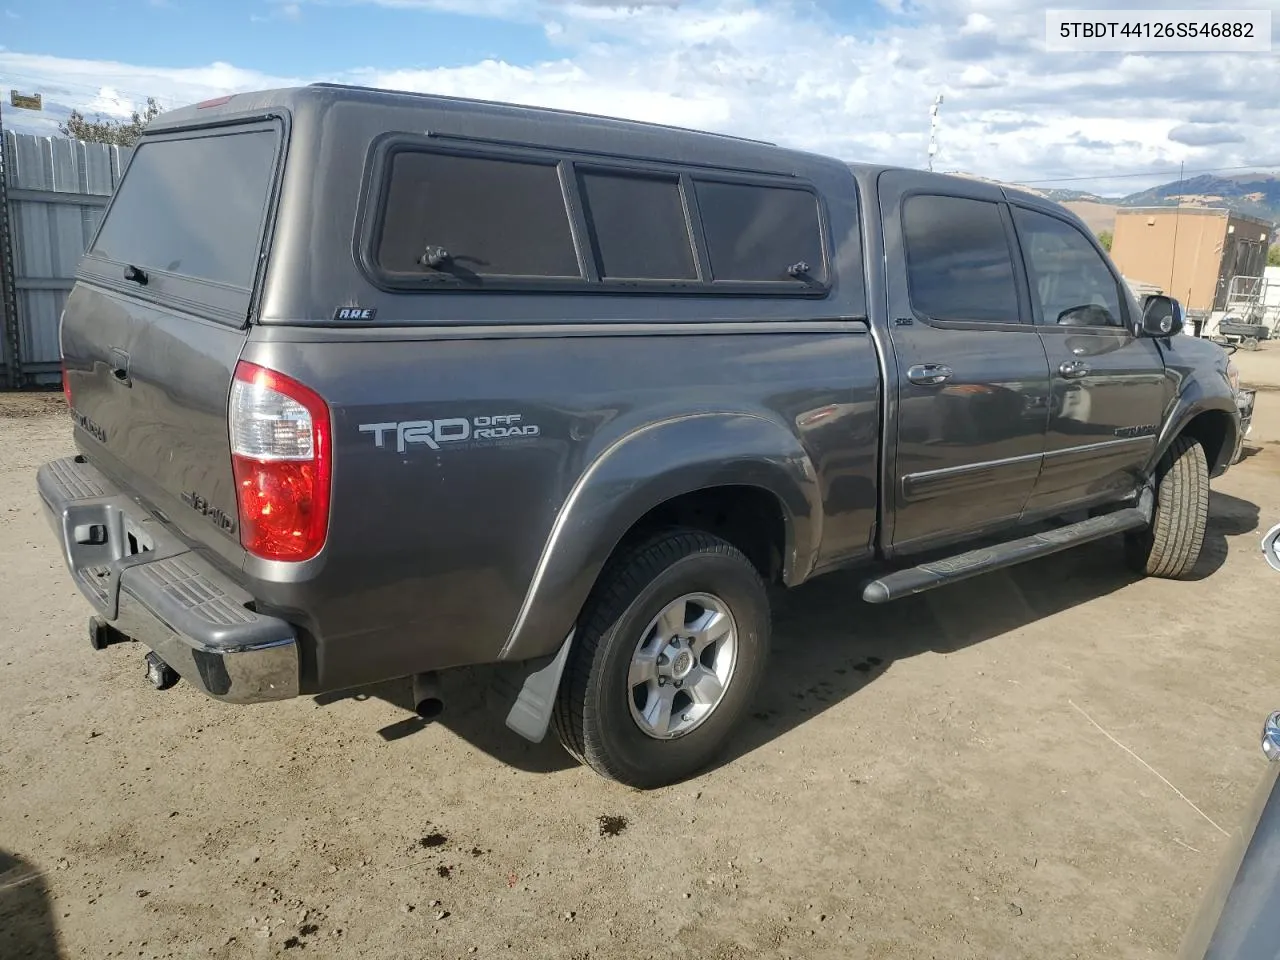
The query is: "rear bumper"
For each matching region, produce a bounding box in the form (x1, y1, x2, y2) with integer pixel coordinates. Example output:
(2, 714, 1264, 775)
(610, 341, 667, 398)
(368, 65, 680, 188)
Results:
(36, 456, 299, 703)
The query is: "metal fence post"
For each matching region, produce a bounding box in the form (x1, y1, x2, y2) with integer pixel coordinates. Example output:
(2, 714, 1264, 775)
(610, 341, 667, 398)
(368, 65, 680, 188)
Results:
(0, 101, 23, 389)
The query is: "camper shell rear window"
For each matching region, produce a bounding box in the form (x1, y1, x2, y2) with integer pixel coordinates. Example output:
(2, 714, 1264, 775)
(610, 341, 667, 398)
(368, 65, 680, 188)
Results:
(363, 139, 833, 297)
(80, 119, 284, 324)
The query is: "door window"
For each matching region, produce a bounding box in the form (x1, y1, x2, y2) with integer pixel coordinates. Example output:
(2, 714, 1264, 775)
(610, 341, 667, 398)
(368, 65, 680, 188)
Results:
(1013, 207, 1124, 327)
(902, 195, 1021, 324)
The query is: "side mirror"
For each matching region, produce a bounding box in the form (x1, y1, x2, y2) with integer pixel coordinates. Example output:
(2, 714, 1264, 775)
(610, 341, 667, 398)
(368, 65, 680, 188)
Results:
(1057, 303, 1114, 327)
(1141, 294, 1184, 337)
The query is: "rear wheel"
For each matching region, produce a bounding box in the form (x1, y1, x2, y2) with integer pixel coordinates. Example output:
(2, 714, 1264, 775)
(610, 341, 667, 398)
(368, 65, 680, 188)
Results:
(1124, 435, 1209, 579)
(553, 529, 770, 789)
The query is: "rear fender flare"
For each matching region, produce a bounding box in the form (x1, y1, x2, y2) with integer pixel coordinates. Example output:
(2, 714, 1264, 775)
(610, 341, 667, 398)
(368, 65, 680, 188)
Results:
(498, 412, 821, 663)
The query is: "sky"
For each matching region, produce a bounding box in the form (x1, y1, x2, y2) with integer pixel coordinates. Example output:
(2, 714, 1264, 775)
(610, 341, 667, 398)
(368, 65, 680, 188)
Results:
(0, 0, 1278, 196)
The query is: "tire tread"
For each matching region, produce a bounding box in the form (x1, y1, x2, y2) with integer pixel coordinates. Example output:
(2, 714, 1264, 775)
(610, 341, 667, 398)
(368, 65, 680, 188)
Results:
(1128, 435, 1209, 579)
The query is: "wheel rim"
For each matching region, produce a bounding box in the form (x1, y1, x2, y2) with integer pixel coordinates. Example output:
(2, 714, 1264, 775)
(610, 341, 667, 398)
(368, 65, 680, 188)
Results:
(626, 592, 738, 740)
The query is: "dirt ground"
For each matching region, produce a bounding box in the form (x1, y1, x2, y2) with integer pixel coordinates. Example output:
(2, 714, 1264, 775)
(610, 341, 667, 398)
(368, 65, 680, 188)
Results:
(3, 345, 1280, 960)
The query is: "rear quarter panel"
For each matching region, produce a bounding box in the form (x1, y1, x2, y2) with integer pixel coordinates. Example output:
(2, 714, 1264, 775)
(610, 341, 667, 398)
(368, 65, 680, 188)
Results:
(241, 327, 880, 693)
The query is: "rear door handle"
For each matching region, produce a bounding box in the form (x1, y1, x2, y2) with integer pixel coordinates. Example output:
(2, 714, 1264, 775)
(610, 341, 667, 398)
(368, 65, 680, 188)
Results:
(1058, 360, 1090, 379)
(907, 363, 953, 386)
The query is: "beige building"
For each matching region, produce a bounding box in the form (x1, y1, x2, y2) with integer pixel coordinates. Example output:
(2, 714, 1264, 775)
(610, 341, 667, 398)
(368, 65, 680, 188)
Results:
(1109, 207, 1273, 313)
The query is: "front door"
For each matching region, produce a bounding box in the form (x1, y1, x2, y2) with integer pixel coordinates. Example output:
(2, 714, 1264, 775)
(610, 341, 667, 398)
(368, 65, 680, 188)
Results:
(1007, 202, 1170, 516)
(878, 171, 1051, 555)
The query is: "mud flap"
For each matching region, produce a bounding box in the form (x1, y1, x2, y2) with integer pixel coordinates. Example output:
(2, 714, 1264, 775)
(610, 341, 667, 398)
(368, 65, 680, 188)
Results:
(504, 629, 574, 743)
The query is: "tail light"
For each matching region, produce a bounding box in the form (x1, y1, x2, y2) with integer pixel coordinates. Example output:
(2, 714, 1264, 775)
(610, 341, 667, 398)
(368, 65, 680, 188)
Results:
(62, 358, 72, 407)
(229, 361, 331, 562)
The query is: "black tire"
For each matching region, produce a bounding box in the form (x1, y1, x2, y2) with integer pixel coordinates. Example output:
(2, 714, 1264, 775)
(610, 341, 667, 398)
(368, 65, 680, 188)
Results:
(1124, 435, 1209, 579)
(552, 529, 771, 789)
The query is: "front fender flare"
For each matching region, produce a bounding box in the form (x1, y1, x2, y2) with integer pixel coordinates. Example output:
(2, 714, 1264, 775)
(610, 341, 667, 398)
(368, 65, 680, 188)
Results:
(498, 412, 821, 663)
(1149, 388, 1240, 478)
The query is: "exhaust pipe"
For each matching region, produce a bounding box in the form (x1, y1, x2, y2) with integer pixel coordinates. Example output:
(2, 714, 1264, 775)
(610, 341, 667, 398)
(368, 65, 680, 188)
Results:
(412, 672, 444, 720)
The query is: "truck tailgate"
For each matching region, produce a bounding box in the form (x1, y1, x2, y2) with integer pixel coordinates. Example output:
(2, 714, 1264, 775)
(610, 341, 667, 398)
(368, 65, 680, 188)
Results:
(60, 120, 284, 568)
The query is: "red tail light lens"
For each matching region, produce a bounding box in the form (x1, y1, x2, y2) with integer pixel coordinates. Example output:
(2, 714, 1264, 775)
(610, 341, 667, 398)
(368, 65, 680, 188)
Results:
(62, 358, 72, 407)
(229, 361, 331, 562)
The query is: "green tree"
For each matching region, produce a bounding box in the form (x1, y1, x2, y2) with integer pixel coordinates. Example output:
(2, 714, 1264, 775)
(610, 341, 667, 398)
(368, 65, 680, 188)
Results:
(1268, 244, 1280, 268)
(58, 97, 163, 147)
(1097, 230, 1113, 252)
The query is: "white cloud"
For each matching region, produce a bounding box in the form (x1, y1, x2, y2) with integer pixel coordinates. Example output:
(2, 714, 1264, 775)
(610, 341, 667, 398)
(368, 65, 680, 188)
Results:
(83, 86, 139, 118)
(957, 64, 1001, 88)
(1, 0, 1278, 195)
(959, 12, 994, 34)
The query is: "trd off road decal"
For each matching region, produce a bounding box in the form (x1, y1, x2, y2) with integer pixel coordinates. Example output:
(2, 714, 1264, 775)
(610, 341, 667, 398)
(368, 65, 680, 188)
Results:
(358, 414, 540, 452)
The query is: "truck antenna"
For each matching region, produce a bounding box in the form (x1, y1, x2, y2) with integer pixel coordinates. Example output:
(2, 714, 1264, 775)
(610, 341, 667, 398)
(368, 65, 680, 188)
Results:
(928, 93, 944, 172)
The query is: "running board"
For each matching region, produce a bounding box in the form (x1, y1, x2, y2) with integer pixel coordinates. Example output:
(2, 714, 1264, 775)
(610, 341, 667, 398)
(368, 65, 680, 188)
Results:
(861, 508, 1149, 604)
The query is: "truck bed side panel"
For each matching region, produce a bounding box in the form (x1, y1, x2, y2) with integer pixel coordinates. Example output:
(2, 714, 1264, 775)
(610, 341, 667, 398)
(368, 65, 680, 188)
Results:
(239, 326, 880, 692)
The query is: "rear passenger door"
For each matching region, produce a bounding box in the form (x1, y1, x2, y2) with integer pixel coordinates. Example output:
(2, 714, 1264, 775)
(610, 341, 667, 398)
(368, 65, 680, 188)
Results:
(1008, 202, 1170, 516)
(877, 171, 1051, 555)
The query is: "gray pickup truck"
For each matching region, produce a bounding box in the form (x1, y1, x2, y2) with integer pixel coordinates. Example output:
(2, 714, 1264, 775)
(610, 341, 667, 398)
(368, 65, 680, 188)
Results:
(38, 84, 1251, 788)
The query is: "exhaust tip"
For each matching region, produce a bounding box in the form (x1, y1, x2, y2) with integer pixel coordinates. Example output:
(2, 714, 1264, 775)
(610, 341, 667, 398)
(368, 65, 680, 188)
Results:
(415, 697, 444, 720)
(411, 672, 443, 721)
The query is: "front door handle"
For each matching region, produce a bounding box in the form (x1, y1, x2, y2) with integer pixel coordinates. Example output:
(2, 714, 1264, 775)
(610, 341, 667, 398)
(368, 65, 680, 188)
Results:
(907, 363, 953, 386)
(1058, 360, 1090, 379)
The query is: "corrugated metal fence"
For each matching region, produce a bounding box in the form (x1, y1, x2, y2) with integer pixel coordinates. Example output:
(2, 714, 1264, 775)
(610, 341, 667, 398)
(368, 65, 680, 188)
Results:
(0, 132, 130, 388)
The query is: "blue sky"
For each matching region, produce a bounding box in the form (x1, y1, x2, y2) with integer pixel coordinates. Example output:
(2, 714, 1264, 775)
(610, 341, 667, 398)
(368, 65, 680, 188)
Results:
(1, 0, 1278, 195)
(2, 0, 570, 76)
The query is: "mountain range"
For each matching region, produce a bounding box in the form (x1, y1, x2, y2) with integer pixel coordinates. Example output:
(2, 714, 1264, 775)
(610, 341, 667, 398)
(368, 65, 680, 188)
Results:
(1035, 172, 1280, 230)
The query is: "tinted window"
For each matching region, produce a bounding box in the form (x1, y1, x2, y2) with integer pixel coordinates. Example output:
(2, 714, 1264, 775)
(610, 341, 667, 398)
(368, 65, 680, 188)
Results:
(695, 180, 826, 283)
(376, 152, 581, 279)
(90, 129, 277, 288)
(903, 195, 1019, 323)
(1013, 207, 1124, 327)
(578, 170, 697, 281)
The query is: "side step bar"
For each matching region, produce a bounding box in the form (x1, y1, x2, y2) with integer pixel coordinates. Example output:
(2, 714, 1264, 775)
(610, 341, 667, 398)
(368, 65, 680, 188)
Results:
(861, 507, 1149, 604)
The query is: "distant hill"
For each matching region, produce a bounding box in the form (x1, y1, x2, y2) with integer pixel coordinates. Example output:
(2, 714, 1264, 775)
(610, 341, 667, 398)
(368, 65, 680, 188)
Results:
(1027, 174, 1279, 228)
(1040, 188, 1108, 203)
(1116, 172, 1280, 227)
(987, 172, 1280, 239)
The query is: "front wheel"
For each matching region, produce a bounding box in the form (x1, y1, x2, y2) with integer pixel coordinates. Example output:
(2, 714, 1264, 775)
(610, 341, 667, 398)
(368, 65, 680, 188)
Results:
(1124, 435, 1209, 579)
(552, 529, 771, 789)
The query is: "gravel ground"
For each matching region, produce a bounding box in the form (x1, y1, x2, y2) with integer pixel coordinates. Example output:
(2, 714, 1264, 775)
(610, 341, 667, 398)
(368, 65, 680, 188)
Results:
(2, 347, 1280, 960)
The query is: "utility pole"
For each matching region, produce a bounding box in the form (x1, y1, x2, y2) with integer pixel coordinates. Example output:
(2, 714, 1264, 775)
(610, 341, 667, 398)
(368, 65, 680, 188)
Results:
(928, 93, 944, 172)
